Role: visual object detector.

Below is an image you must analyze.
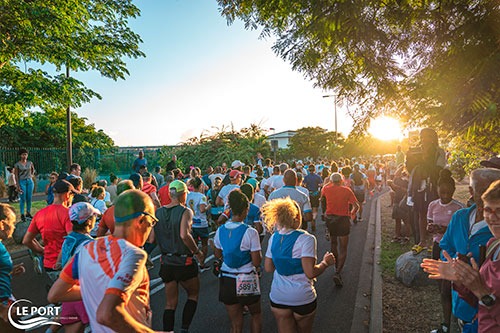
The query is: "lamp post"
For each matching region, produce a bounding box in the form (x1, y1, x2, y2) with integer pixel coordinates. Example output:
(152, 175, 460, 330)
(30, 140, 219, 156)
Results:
(322, 94, 337, 143)
(66, 65, 73, 171)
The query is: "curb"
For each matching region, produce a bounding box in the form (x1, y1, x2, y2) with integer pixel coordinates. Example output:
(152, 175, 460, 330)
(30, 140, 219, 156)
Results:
(370, 194, 383, 333)
(350, 194, 382, 333)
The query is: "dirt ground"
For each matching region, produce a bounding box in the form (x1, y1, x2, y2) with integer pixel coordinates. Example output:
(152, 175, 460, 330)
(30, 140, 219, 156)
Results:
(381, 184, 470, 333)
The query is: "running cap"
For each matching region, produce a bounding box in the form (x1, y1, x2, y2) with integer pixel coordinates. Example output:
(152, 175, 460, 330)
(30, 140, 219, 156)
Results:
(229, 170, 244, 179)
(480, 157, 500, 169)
(231, 160, 245, 168)
(330, 172, 343, 183)
(246, 177, 259, 189)
(53, 180, 77, 194)
(69, 202, 101, 224)
(296, 160, 304, 166)
(169, 180, 188, 193)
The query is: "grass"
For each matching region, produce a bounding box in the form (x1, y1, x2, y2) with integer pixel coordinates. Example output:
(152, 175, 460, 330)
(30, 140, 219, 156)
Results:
(7, 201, 47, 220)
(380, 183, 470, 332)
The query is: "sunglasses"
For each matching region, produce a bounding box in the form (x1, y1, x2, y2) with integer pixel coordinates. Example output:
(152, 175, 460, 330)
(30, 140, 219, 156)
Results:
(115, 211, 158, 227)
(483, 206, 500, 218)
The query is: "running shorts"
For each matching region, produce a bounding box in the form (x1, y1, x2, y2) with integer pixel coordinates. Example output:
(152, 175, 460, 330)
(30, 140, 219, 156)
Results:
(325, 215, 351, 237)
(159, 262, 199, 283)
(218, 276, 260, 306)
(270, 299, 317, 316)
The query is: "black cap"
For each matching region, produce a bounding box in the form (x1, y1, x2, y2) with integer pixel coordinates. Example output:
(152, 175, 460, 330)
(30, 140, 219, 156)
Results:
(53, 180, 77, 194)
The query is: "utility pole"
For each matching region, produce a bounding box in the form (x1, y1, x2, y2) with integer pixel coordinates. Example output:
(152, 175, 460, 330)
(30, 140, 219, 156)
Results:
(66, 65, 72, 171)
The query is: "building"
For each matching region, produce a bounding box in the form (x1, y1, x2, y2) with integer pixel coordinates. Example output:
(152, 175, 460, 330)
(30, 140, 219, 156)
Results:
(267, 130, 296, 150)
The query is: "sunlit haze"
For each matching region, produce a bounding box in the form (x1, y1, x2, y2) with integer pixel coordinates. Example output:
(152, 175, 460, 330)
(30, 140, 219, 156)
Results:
(72, 0, 354, 147)
(368, 116, 403, 141)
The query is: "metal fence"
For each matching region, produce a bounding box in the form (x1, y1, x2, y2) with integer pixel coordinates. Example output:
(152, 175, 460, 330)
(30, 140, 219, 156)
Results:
(0, 147, 166, 179)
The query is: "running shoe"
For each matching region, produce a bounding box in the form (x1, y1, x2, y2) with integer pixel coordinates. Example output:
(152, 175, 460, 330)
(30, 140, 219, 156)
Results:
(430, 323, 449, 333)
(21, 214, 26, 222)
(333, 272, 343, 287)
(199, 264, 211, 273)
(29, 249, 43, 275)
(26, 212, 33, 219)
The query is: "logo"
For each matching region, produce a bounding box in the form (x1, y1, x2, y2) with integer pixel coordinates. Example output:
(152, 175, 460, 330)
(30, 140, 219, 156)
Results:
(8, 299, 62, 330)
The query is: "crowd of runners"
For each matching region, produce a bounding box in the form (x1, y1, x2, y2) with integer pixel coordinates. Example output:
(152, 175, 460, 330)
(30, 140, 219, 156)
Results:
(0, 129, 499, 333)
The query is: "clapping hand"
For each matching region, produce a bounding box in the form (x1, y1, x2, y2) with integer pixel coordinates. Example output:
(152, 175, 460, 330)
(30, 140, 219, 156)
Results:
(322, 251, 336, 267)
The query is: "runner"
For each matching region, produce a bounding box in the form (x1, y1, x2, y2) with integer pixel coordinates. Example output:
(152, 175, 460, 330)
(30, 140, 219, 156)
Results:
(150, 180, 205, 333)
(321, 173, 360, 287)
(48, 189, 157, 333)
(23, 180, 75, 284)
(350, 164, 368, 222)
(186, 177, 210, 271)
(216, 170, 243, 208)
(303, 164, 323, 222)
(214, 189, 262, 333)
(269, 170, 313, 231)
(262, 197, 335, 333)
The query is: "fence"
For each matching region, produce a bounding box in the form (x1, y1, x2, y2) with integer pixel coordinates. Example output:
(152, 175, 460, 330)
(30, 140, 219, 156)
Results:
(0, 147, 166, 181)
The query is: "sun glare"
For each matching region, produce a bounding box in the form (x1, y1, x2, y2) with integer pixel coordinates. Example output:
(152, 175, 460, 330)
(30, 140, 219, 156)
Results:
(368, 116, 403, 141)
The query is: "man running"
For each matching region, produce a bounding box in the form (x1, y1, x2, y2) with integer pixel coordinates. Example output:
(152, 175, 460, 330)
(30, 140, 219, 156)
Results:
(268, 169, 313, 230)
(150, 180, 205, 333)
(321, 173, 360, 287)
(350, 164, 368, 222)
(48, 189, 158, 332)
(303, 164, 323, 222)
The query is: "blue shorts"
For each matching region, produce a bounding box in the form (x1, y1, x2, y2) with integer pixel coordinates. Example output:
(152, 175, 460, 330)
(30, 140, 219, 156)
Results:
(192, 227, 209, 240)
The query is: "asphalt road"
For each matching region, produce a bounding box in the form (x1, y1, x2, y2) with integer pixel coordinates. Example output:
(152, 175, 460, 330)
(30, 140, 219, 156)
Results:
(10, 193, 376, 332)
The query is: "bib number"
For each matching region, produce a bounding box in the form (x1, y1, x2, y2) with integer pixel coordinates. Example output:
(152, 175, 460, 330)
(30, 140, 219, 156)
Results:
(236, 271, 260, 296)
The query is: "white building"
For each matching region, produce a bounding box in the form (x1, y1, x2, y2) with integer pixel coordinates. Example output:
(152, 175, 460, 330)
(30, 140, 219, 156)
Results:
(267, 130, 296, 150)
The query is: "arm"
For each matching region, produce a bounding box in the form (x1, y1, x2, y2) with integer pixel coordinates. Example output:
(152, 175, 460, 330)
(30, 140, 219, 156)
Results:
(199, 203, 207, 213)
(149, 192, 161, 208)
(215, 196, 224, 207)
(96, 294, 155, 333)
(22, 231, 44, 255)
(180, 209, 205, 264)
(251, 250, 262, 268)
(264, 257, 275, 273)
(14, 166, 21, 193)
(47, 278, 82, 303)
(301, 254, 335, 279)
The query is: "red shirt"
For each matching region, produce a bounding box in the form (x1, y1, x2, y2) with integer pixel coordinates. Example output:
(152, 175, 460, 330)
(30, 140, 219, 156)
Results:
(99, 206, 115, 235)
(142, 182, 157, 195)
(321, 184, 358, 216)
(28, 204, 72, 269)
(158, 185, 171, 206)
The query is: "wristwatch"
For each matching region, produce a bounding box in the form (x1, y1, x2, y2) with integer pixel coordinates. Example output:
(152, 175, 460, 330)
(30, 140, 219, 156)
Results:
(479, 294, 496, 307)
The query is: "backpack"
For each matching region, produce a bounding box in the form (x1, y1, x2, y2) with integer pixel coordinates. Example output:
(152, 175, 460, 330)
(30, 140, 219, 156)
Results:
(263, 168, 270, 178)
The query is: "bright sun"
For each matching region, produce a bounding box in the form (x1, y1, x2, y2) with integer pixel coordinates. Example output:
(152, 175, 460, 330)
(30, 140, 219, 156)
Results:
(368, 116, 403, 141)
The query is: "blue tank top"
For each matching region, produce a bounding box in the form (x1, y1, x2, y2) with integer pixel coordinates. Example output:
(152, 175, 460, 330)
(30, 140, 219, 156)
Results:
(271, 230, 305, 276)
(219, 223, 252, 269)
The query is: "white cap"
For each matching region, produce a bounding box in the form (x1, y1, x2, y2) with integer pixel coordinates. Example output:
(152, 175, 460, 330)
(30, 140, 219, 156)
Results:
(231, 160, 245, 168)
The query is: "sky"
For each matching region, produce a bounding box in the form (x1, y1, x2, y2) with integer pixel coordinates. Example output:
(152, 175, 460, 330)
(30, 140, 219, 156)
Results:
(73, 0, 354, 147)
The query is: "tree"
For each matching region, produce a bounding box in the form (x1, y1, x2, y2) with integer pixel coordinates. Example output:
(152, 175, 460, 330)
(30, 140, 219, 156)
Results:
(288, 127, 343, 160)
(0, 109, 114, 150)
(217, 1, 499, 151)
(0, 0, 144, 124)
(160, 124, 271, 170)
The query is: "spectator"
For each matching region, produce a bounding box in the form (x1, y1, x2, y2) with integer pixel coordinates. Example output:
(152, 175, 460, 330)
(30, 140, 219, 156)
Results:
(132, 150, 147, 173)
(45, 172, 59, 205)
(14, 148, 35, 222)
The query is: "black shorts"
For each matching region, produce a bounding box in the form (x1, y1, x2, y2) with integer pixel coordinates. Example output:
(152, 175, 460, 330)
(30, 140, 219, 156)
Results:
(354, 190, 365, 204)
(309, 192, 320, 208)
(270, 299, 317, 316)
(192, 227, 209, 240)
(325, 215, 351, 237)
(159, 263, 199, 283)
(219, 276, 260, 306)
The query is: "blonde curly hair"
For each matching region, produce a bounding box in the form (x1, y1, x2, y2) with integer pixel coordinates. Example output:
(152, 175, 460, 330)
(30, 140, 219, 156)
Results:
(261, 197, 301, 231)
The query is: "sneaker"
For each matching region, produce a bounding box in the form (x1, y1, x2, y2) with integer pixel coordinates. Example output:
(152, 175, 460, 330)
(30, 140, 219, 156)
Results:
(199, 264, 211, 273)
(430, 323, 449, 333)
(21, 214, 26, 222)
(26, 212, 33, 219)
(333, 273, 343, 287)
(29, 250, 43, 275)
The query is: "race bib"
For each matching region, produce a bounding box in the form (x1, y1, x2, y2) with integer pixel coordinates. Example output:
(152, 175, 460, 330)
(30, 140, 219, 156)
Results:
(236, 272, 261, 297)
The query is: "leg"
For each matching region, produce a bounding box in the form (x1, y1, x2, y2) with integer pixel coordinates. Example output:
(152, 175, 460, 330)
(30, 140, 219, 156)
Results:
(19, 180, 27, 215)
(200, 238, 208, 262)
(179, 276, 200, 330)
(336, 235, 349, 273)
(394, 218, 402, 239)
(330, 237, 339, 270)
(312, 207, 318, 221)
(294, 310, 316, 333)
(164, 281, 179, 332)
(26, 178, 33, 215)
(440, 280, 452, 328)
(246, 301, 262, 333)
(271, 306, 296, 333)
(225, 303, 244, 333)
(62, 322, 84, 333)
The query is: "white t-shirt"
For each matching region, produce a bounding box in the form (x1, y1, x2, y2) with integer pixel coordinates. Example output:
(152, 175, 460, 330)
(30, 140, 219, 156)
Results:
(186, 192, 208, 228)
(61, 236, 151, 333)
(253, 192, 267, 209)
(267, 175, 284, 193)
(297, 186, 310, 198)
(259, 178, 268, 197)
(265, 229, 317, 305)
(214, 221, 261, 275)
(217, 184, 240, 206)
(268, 186, 312, 214)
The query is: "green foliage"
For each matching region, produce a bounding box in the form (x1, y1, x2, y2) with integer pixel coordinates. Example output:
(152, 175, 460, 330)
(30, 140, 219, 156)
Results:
(288, 127, 344, 160)
(82, 167, 98, 190)
(159, 124, 271, 170)
(217, 0, 499, 152)
(0, 0, 144, 117)
(0, 109, 114, 150)
(342, 134, 400, 158)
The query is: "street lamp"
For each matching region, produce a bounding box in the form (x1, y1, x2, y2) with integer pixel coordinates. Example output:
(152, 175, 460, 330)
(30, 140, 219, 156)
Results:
(66, 65, 72, 171)
(322, 94, 337, 143)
